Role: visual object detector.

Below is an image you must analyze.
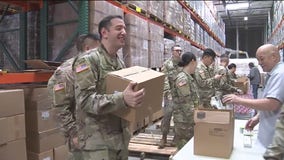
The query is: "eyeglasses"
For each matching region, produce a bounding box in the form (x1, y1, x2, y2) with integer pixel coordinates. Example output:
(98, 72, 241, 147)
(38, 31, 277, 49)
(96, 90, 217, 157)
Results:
(174, 50, 182, 52)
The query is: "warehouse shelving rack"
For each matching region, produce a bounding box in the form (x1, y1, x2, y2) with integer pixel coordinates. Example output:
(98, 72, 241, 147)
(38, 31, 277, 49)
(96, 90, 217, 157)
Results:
(268, 16, 284, 50)
(106, 0, 225, 51)
(0, 1, 89, 84)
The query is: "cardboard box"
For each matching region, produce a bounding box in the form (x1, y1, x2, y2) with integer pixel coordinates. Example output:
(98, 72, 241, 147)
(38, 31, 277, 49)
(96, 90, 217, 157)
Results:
(24, 87, 52, 111)
(0, 114, 26, 145)
(233, 77, 249, 94)
(0, 89, 25, 118)
(26, 128, 65, 153)
(25, 59, 60, 70)
(194, 109, 234, 158)
(106, 66, 165, 122)
(0, 139, 27, 160)
(26, 108, 59, 132)
(54, 144, 69, 160)
(28, 150, 54, 160)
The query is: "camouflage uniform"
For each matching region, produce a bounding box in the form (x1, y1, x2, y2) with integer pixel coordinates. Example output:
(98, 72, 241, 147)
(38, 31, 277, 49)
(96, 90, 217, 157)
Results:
(72, 45, 130, 160)
(215, 66, 239, 98)
(47, 57, 78, 150)
(160, 58, 182, 138)
(194, 62, 218, 109)
(173, 71, 200, 150)
(264, 109, 284, 160)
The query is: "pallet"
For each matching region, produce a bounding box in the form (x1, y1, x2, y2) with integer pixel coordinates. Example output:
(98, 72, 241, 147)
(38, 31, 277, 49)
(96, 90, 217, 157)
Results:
(129, 133, 177, 159)
(126, 3, 148, 17)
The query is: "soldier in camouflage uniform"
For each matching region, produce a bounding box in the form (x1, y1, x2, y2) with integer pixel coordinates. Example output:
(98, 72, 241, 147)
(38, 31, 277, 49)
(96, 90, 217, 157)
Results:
(194, 48, 222, 109)
(72, 15, 145, 160)
(215, 54, 242, 99)
(47, 33, 100, 157)
(173, 52, 199, 150)
(264, 110, 284, 160)
(158, 44, 183, 149)
(227, 63, 237, 80)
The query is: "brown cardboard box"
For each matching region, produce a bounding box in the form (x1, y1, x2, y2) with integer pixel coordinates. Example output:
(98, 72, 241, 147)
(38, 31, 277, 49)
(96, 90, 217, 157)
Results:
(0, 89, 25, 118)
(0, 114, 26, 144)
(26, 108, 59, 132)
(0, 138, 27, 160)
(28, 150, 54, 160)
(54, 144, 69, 160)
(106, 66, 165, 122)
(233, 77, 249, 94)
(194, 109, 234, 158)
(24, 87, 52, 111)
(26, 128, 65, 153)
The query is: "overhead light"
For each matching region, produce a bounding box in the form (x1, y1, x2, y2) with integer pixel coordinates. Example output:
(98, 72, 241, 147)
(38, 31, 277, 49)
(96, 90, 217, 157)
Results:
(244, 17, 248, 21)
(226, 2, 249, 10)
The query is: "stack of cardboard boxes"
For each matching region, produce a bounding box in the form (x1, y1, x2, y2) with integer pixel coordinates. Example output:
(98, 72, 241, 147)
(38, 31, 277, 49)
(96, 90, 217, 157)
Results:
(0, 89, 27, 160)
(24, 87, 67, 160)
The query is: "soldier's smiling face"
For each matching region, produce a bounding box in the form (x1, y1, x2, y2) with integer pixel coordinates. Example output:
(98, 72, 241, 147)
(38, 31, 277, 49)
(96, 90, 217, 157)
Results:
(104, 18, 127, 49)
(204, 55, 215, 66)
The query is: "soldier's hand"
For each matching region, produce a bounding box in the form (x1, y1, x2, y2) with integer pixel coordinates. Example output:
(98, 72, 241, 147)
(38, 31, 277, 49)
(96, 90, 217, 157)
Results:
(123, 81, 145, 107)
(214, 74, 223, 80)
(72, 137, 79, 148)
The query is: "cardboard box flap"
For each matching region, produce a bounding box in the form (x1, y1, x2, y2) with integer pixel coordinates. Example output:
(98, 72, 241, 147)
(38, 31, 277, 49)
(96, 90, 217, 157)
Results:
(194, 109, 231, 124)
(25, 59, 61, 70)
(108, 66, 164, 83)
(236, 76, 249, 82)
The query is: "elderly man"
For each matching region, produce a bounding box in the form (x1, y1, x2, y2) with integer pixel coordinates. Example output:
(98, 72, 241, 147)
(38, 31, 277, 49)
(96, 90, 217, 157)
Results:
(223, 44, 284, 151)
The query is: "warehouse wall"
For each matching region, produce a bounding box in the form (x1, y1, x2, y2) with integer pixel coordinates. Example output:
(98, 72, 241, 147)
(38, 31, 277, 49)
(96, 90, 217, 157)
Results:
(225, 27, 265, 57)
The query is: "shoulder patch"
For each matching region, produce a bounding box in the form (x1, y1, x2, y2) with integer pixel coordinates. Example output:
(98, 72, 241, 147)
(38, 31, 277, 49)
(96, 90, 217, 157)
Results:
(75, 63, 89, 73)
(54, 83, 65, 91)
(178, 80, 187, 87)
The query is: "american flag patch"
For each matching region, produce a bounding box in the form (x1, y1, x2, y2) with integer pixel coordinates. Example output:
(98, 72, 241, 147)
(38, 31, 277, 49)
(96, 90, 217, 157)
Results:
(178, 80, 187, 87)
(75, 63, 89, 73)
(54, 83, 65, 91)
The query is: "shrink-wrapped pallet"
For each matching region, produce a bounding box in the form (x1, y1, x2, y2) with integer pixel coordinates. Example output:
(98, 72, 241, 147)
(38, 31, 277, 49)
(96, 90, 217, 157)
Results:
(148, 23, 164, 68)
(89, 1, 123, 34)
(123, 14, 149, 67)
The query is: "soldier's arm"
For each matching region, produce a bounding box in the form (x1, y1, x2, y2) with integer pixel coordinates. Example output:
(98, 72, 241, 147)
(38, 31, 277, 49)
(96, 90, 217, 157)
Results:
(161, 64, 171, 99)
(219, 73, 239, 92)
(175, 75, 191, 104)
(73, 55, 127, 115)
(194, 68, 217, 88)
(47, 73, 77, 138)
(263, 112, 284, 160)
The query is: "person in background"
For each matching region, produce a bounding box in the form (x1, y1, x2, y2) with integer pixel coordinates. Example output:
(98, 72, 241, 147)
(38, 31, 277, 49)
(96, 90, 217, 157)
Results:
(158, 44, 183, 149)
(194, 48, 222, 109)
(223, 44, 284, 150)
(173, 52, 199, 150)
(47, 33, 100, 157)
(215, 54, 242, 100)
(248, 62, 261, 99)
(71, 15, 145, 160)
(228, 63, 237, 79)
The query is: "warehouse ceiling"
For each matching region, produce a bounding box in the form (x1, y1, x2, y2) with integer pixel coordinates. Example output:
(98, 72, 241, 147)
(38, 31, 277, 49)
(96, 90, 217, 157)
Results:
(213, 0, 274, 29)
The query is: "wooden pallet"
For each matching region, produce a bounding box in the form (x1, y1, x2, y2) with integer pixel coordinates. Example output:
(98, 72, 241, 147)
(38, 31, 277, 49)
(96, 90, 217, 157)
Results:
(129, 133, 177, 159)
